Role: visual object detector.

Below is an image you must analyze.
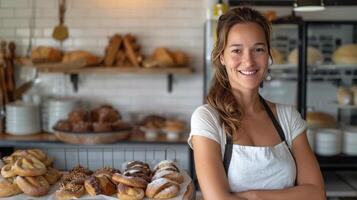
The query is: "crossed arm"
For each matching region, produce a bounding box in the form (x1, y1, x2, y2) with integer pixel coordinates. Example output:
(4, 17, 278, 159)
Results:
(191, 132, 326, 200)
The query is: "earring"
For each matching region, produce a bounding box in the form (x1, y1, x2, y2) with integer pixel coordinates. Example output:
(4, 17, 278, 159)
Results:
(268, 58, 273, 66)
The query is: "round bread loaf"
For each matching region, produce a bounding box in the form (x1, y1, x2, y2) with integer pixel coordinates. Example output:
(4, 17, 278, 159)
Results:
(332, 44, 357, 65)
(306, 111, 337, 128)
(288, 47, 323, 65)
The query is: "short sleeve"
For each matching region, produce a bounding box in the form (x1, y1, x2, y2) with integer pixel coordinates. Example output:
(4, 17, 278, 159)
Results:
(187, 105, 222, 149)
(289, 106, 308, 142)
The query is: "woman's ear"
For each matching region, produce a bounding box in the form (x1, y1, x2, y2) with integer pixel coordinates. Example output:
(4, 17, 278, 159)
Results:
(220, 54, 225, 66)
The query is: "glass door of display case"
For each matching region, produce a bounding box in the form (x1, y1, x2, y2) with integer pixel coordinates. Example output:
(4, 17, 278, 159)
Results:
(260, 23, 302, 106)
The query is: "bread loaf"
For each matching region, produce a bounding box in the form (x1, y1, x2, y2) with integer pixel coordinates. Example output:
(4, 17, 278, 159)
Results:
(271, 48, 284, 64)
(306, 111, 337, 128)
(31, 46, 62, 63)
(332, 44, 357, 65)
(62, 50, 101, 66)
(288, 47, 323, 65)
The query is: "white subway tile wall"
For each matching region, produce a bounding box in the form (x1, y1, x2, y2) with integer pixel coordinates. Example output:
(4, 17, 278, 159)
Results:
(0, 0, 206, 122)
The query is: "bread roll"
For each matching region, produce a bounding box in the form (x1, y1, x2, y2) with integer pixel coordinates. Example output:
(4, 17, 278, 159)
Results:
(288, 47, 323, 65)
(337, 86, 352, 105)
(62, 50, 101, 66)
(16, 176, 50, 197)
(145, 178, 180, 199)
(0, 176, 23, 197)
(172, 50, 189, 66)
(151, 47, 175, 67)
(332, 44, 357, 65)
(271, 48, 284, 64)
(31, 46, 62, 63)
(306, 111, 337, 128)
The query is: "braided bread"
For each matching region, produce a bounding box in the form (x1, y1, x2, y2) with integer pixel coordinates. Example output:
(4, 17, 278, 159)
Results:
(117, 183, 145, 200)
(14, 156, 47, 177)
(1, 163, 17, 178)
(145, 177, 180, 199)
(16, 176, 50, 197)
(112, 173, 148, 189)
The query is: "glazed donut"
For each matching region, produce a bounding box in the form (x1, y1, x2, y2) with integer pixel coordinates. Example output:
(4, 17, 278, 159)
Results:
(14, 156, 47, 177)
(55, 181, 86, 200)
(112, 173, 148, 189)
(145, 177, 180, 199)
(117, 183, 145, 200)
(16, 176, 50, 197)
(152, 170, 184, 184)
(0, 176, 23, 197)
(44, 167, 62, 185)
(1, 163, 17, 178)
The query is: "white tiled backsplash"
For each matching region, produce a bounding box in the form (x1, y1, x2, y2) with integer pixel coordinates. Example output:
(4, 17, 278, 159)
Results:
(0, 0, 206, 122)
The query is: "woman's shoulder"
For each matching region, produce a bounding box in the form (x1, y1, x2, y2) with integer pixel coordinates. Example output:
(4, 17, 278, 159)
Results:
(192, 104, 220, 121)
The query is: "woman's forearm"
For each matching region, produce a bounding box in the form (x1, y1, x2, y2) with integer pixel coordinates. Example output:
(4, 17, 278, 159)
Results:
(234, 184, 326, 200)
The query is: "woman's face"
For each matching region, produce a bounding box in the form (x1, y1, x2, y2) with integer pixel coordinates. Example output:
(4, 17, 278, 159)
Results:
(220, 22, 269, 91)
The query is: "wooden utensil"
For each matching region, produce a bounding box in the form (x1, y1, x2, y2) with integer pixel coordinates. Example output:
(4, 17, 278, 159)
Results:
(6, 42, 16, 102)
(52, 0, 69, 41)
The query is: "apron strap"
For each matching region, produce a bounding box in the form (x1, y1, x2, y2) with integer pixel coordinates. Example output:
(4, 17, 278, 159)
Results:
(223, 133, 233, 175)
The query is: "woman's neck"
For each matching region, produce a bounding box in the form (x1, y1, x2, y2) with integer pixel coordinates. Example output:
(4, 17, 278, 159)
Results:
(232, 89, 263, 114)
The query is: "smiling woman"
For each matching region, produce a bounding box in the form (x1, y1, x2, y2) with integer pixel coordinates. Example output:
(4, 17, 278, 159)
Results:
(188, 7, 326, 200)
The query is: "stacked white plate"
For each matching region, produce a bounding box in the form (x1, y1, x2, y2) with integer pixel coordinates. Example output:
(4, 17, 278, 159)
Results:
(6, 101, 41, 135)
(343, 127, 357, 155)
(315, 128, 342, 156)
(48, 97, 78, 133)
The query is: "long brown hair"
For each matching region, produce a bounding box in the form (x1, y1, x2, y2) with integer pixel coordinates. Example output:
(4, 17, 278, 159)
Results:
(206, 7, 272, 137)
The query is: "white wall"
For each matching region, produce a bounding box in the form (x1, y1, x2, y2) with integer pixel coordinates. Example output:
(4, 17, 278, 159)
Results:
(0, 0, 206, 122)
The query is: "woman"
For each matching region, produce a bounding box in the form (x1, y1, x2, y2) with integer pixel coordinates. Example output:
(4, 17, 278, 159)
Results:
(188, 7, 325, 200)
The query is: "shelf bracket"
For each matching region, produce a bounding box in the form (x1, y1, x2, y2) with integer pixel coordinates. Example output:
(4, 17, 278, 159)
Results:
(69, 73, 79, 93)
(167, 74, 173, 93)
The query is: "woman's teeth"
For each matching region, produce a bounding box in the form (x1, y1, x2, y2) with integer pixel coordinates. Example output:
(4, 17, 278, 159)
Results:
(239, 70, 258, 75)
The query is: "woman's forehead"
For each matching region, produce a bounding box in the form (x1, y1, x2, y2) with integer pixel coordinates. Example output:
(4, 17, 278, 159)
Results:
(226, 22, 267, 46)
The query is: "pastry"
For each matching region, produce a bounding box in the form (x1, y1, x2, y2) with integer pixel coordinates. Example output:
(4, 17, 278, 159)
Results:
(172, 50, 189, 66)
(44, 167, 62, 185)
(84, 175, 116, 196)
(126, 161, 150, 170)
(55, 120, 72, 132)
(152, 169, 184, 184)
(112, 173, 148, 189)
(117, 183, 145, 200)
(93, 166, 121, 179)
(72, 121, 92, 132)
(91, 105, 121, 123)
(14, 156, 47, 177)
(1, 163, 17, 178)
(68, 110, 90, 123)
(163, 119, 186, 133)
(0, 176, 23, 197)
(93, 122, 113, 132)
(123, 34, 141, 66)
(332, 44, 357, 65)
(112, 120, 131, 131)
(145, 177, 180, 199)
(153, 160, 180, 173)
(55, 180, 86, 200)
(31, 46, 62, 63)
(16, 176, 50, 197)
(151, 47, 175, 67)
(62, 50, 101, 67)
(123, 169, 152, 183)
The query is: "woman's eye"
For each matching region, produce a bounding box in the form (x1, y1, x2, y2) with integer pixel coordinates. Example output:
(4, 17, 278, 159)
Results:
(255, 48, 265, 53)
(232, 49, 241, 54)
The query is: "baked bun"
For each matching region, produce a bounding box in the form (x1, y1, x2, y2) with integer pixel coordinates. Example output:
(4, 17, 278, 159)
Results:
(93, 166, 121, 179)
(145, 177, 180, 199)
(306, 111, 337, 128)
(84, 175, 116, 196)
(14, 156, 47, 177)
(56, 180, 86, 200)
(163, 119, 186, 133)
(72, 121, 92, 133)
(288, 47, 323, 65)
(271, 48, 284, 64)
(31, 46, 62, 63)
(55, 120, 72, 132)
(172, 50, 189, 66)
(91, 105, 121, 123)
(1, 163, 17, 178)
(0, 176, 23, 197)
(62, 50, 101, 66)
(68, 109, 90, 123)
(152, 169, 184, 184)
(112, 173, 148, 189)
(93, 122, 113, 132)
(153, 160, 180, 173)
(44, 167, 62, 185)
(332, 44, 357, 65)
(16, 176, 50, 197)
(151, 47, 175, 67)
(117, 183, 145, 200)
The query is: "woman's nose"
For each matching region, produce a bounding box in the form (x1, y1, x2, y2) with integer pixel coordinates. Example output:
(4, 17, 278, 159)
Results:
(241, 51, 254, 66)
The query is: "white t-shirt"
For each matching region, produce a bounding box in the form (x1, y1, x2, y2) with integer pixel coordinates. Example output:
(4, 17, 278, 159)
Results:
(188, 103, 307, 192)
